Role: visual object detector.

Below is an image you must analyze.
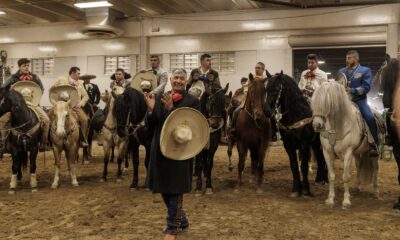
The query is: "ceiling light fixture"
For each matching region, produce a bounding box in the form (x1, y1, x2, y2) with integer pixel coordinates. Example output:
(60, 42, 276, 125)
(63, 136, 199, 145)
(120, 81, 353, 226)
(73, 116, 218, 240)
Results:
(74, 1, 112, 9)
(0, 10, 7, 15)
(318, 61, 325, 64)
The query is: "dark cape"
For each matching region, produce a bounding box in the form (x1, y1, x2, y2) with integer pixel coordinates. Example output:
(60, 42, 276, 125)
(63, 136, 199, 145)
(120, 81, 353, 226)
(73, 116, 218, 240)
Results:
(146, 91, 200, 194)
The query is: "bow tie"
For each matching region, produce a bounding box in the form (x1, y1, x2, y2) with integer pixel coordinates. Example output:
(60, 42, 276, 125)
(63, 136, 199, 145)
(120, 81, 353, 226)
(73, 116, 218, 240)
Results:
(19, 74, 33, 81)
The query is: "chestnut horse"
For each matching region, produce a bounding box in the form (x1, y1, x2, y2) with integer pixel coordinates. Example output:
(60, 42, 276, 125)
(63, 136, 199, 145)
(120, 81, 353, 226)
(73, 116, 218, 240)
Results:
(235, 73, 271, 193)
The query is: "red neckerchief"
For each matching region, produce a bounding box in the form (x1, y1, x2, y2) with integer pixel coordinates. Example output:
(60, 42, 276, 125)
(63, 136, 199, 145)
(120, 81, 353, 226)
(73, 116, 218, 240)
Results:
(19, 73, 33, 81)
(171, 92, 183, 102)
(304, 70, 316, 80)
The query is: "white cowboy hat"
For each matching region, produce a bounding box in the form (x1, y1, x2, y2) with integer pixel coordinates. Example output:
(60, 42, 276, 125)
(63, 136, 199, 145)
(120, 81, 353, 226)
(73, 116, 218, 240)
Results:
(49, 84, 79, 108)
(131, 71, 158, 93)
(160, 107, 209, 161)
(10, 81, 42, 106)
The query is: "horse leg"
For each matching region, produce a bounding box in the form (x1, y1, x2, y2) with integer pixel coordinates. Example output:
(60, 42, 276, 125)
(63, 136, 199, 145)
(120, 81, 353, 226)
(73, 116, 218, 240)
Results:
(124, 147, 129, 174)
(9, 152, 19, 194)
(101, 141, 111, 182)
(116, 141, 127, 182)
(389, 122, 400, 209)
(87, 126, 94, 158)
(51, 147, 62, 189)
(227, 137, 234, 171)
(82, 146, 89, 165)
(313, 134, 328, 184)
(206, 135, 219, 194)
(285, 144, 301, 197)
(234, 141, 247, 193)
(256, 146, 265, 194)
(342, 150, 353, 209)
(66, 148, 79, 187)
(300, 145, 312, 197)
(195, 151, 204, 196)
(30, 148, 39, 192)
(110, 146, 115, 163)
(323, 148, 336, 207)
(130, 144, 139, 190)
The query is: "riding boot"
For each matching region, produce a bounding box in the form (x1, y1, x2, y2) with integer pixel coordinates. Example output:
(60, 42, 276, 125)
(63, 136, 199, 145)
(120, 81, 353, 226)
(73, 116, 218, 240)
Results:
(369, 143, 379, 157)
(79, 127, 89, 147)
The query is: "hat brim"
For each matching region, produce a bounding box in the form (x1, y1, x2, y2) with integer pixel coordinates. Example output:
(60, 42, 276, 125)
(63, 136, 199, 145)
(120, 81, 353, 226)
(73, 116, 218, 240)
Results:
(79, 74, 97, 81)
(131, 71, 158, 93)
(10, 81, 43, 106)
(49, 85, 79, 108)
(160, 107, 209, 161)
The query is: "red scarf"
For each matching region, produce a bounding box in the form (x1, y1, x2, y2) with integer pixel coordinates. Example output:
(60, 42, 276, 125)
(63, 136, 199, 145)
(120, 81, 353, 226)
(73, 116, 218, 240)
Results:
(172, 92, 183, 102)
(19, 74, 33, 81)
(304, 71, 316, 80)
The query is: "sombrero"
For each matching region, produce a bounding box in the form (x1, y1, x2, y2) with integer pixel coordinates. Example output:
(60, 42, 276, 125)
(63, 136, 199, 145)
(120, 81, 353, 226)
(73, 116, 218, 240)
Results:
(10, 81, 42, 106)
(49, 84, 79, 108)
(131, 71, 158, 93)
(335, 71, 348, 88)
(160, 107, 209, 161)
(79, 74, 96, 81)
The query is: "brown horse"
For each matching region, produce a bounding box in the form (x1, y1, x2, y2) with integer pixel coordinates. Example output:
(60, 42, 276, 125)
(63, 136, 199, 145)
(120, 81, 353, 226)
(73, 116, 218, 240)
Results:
(235, 73, 271, 193)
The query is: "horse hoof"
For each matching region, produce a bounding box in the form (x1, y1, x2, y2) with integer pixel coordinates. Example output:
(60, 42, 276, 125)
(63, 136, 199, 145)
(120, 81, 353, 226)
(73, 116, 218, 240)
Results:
(289, 192, 300, 198)
(124, 168, 129, 174)
(325, 199, 334, 208)
(205, 188, 213, 195)
(8, 189, 15, 195)
(31, 188, 38, 193)
(233, 189, 240, 194)
(228, 166, 233, 172)
(84, 161, 90, 165)
(256, 188, 263, 194)
(130, 187, 137, 192)
(51, 184, 58, 189)
(100, 178, 106, 183)
(72, 182, 79, 187)
(116, 178, 122, 183)
(393, 201, 400, 210)
(342, 203, 351, 210)
(195, 191, 202, 197)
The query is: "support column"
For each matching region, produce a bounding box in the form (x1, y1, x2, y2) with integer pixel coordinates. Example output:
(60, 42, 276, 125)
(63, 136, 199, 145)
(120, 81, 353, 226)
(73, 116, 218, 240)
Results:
(387, 23, 399, 58)
(139, 20, 149, 71)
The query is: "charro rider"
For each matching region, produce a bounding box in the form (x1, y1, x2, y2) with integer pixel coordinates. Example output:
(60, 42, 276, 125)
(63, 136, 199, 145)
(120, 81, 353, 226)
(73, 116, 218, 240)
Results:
(187, 53, 221, 94)
(1, 58, 49, 151)
(52, 66, 89, 147)
(110, 68, 131, 89)
(339, 50, 379, 156)
(298, 54, 328, 102)
(148, 55, 168, 96)
(81, 74, 101, 113)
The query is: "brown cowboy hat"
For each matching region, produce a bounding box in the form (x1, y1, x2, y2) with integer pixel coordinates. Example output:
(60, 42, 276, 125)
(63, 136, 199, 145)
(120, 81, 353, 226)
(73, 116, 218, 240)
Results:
(131, 71, 158, 93)
(11, 81, 42, 106)
(49, 84, 79, 108)
(79, 74, 96, 81)
(160, 107, 209, 161)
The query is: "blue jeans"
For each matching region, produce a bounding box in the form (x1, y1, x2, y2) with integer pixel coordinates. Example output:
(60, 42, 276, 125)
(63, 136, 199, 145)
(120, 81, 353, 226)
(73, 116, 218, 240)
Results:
(355, 99, 378, 144)
(161, 193, 189, 235)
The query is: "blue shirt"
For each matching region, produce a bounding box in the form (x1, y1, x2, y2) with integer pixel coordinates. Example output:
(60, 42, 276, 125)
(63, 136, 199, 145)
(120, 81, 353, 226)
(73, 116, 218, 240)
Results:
(339, 64, 372, 101)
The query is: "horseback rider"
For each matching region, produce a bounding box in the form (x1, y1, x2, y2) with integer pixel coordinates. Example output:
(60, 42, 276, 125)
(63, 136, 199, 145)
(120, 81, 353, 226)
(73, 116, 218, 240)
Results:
(1, 58, 50, 151)
(298, 54, 328, 101)
(187, 69, 205, 99)
(81, 74, 100, 113)
(229, 62, 268, 136)
(110, 68, 131, 89)
(149, 55, 168, 96)
(339, 50, 379, 156)
(187, 53, 221, 94)
(52, 67, 89, 147)
(232, 77, 248, 102)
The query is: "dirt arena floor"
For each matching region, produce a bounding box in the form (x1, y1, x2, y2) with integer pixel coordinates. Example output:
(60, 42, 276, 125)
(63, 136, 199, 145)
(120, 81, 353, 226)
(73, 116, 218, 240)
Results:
(0, 143, 399, 240)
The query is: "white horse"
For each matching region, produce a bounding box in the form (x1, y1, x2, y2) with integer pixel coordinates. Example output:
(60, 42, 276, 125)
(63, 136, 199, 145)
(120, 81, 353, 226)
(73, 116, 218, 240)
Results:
(311, 81, 379, 209)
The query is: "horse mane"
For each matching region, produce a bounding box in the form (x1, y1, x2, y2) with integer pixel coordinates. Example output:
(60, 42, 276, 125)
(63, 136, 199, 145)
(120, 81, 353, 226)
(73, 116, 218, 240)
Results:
(7, 90, 30, 120)
(382, 57, 399, 109)
(311, 81, 356, 136)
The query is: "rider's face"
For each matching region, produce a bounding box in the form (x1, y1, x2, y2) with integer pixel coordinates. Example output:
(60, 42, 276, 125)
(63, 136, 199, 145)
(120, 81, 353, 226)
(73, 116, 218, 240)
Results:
(307, 59, 318, 71)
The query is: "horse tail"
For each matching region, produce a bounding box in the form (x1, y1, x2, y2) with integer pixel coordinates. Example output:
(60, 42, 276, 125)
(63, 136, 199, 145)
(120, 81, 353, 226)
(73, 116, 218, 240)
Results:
(21, 149, 28, 171)
(357, 152, 378, 187)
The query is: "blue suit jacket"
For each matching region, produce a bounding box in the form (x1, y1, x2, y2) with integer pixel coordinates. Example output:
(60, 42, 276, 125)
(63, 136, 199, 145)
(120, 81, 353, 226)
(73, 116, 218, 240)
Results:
(339, 64, 372, 102)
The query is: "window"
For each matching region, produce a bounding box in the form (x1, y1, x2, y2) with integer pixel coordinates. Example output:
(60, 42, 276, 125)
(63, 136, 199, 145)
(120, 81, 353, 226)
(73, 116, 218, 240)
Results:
(104, 56, 131, 75)
(31, 58, 54, 76)
(210, 52, 235, 72)
(169, 52, 235, 73)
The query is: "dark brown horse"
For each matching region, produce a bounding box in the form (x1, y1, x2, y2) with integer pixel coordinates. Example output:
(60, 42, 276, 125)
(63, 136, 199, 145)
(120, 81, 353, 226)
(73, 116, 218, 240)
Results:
(235, 73, 271, 193)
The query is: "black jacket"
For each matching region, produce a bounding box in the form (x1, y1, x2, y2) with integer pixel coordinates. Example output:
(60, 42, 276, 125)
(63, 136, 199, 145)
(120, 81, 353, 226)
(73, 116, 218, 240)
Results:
(3, 71, 44, 91)
(146, 91, 200, 194)
(84, 83, 101, 105)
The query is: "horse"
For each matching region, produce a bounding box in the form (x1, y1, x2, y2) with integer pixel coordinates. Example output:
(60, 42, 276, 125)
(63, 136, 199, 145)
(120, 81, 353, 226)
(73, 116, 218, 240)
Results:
(226, 92, 241, 171)
(0, 87, 41, 193)
(82, 101, 96, 161)
(312, 81, 381, 209)
(234, 73, 271, 193)
(49, 99, 80, 188)
(113, 87, 148, 190)
(195, 83, 229, 195)
(100, 86, 128, 182)
(378, 54, 400, 210)
(266, 72, 327, 197)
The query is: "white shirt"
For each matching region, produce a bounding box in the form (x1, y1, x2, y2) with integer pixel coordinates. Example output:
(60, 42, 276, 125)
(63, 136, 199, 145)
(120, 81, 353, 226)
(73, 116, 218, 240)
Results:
(298, 68, 328, 92)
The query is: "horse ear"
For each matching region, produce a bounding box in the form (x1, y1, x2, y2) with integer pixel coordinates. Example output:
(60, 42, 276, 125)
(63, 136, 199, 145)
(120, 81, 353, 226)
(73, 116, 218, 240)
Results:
(248, 73, 254, 82)
(265, 69, 272, 79)
(223, 83, 229, 94)
(280, 70, 283, 75)
(228, 91, 232, 98)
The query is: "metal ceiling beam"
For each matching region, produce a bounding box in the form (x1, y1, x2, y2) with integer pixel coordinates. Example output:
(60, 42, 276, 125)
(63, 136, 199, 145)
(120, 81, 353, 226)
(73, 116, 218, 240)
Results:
(0, 8, 46, 24)
(108, 0, 151, 17)
(1, 0, 63, 22)
(252, 0, 400, 8)
(26, 0, 85, 20)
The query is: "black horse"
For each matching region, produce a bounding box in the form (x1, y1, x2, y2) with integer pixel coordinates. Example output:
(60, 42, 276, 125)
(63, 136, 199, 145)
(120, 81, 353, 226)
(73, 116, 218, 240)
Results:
(0, 87, 41, 193)
(114, 87, 149, 190)
(195, 83, 229, 195)
(266, 72, 327, 197)
(379, 54, 400, 210)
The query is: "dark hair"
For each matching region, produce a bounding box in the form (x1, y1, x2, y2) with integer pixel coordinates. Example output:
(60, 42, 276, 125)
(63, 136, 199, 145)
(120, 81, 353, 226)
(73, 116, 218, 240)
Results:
(191, 69, 201, 77)
(307, 54, 318, 61)
(17, 58, 30, 67)
(115, 68, 125, 74)
(256, 62, 265, 69)
(200, 53, 211, 61)
(347, 50, 359, 57)
(69, 66, 80, 75)
(241, 77, 248, 83)
(150, 55, 160, 60)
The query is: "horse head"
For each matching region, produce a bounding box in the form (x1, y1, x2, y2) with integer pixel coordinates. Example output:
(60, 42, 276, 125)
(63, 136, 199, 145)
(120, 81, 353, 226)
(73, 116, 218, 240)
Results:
(53, 100, 70, 137)
(247, 73, 267, 120)
(204, 83, 228, 129)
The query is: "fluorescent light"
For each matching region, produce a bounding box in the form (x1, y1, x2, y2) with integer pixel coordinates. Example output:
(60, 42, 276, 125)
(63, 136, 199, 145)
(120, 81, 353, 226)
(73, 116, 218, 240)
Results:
(318, 61, 325, 64)
(0, 11, 6, 15)
(74, 1, 112, 9)
(0, 37, 14, 43)
(326, 72, 331, 75)
(38, 46, 57, 52)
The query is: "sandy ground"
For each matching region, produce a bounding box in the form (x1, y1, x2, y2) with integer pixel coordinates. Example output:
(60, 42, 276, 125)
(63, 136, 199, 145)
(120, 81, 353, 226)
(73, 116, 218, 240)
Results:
(0, 143, 399, 240)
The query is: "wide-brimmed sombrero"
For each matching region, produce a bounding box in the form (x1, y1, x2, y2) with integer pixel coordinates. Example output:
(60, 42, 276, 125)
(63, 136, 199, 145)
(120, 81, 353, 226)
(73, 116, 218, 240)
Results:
(79, 74, 96, 81)
(49, 84, 79, 108)
(11, 81, 42, 106)
(160, 107, 209, 161)
(131, 71, 158, 93)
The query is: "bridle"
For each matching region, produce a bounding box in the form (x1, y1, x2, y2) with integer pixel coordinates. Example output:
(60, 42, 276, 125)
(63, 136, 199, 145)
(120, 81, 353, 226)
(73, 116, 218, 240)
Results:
(206, 88, 225, 133)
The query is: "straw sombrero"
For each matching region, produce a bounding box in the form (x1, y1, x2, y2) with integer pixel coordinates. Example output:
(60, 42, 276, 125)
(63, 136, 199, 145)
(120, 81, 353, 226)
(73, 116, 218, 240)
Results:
(49, 84, 79, 108)
(11, 81, 42, 106)
(79, 74, 96, 81)
(131, 71, 158, 93)
(160, 107, 209, 161)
